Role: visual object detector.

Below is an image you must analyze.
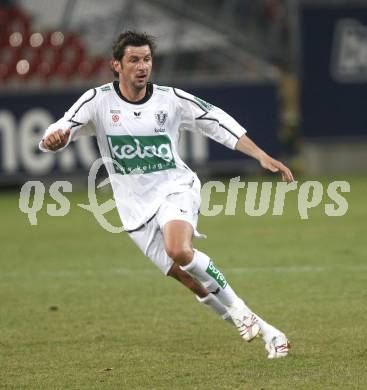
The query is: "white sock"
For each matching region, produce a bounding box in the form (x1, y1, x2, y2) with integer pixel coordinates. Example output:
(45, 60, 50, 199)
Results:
(253, 313, 281, 344)
(196, 294, 280, 341)
(180, 249, 238, 307)
(196, 294, 233, 323)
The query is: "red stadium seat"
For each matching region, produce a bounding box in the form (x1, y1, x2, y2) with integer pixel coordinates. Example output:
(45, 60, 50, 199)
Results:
(36, 31, 64, 82)
(0, 7, 9, 47)
(0, 45, 19, 82)
(6, 7, 31, 42)
(78, 57, 106, 79)
(1, 6, 107, 84)
(57, 33, 85, 80)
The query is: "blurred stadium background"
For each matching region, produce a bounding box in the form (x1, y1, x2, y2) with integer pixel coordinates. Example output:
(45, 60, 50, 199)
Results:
(1, 0, 366, 187)
(1, 1, 367, 389)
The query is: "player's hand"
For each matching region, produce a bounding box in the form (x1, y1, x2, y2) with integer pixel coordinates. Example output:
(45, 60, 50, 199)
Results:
(259, 154, 294, 183)
(42, 129, 71, 151)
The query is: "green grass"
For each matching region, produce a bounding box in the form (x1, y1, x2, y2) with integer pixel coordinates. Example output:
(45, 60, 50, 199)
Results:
(1, 176, 366, 389)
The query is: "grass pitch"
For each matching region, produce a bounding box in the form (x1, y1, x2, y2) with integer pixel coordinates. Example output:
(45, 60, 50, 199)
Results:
(1, 176, 366, 389)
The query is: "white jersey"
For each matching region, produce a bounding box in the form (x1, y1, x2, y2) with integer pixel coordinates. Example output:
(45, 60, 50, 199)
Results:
(40, 82, 246, 231)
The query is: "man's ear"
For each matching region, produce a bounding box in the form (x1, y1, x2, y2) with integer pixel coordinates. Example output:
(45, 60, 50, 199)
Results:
(112, 59, 122, 73)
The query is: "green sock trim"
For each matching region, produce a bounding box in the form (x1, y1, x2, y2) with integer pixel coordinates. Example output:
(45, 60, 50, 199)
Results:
(206, 260, 228, 289)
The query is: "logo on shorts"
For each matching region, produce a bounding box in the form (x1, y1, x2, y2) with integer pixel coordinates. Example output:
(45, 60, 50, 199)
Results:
(107, 135, 176, 175)
(206, 260, 227, 289)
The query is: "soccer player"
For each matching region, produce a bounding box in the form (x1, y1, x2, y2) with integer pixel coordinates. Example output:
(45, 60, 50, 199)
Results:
(40, 31, 293, 359)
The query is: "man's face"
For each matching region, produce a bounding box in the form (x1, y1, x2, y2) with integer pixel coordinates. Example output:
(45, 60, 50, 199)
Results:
(115, 45, 152, 90)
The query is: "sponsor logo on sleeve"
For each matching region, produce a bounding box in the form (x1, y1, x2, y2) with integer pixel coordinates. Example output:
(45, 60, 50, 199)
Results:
(194, 96, 213, 111)
(156, 86, 170, 92)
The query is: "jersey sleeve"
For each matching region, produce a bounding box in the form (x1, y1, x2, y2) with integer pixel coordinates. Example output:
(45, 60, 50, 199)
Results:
(173, 88, 246, 150)
(39, 88, 97, 152)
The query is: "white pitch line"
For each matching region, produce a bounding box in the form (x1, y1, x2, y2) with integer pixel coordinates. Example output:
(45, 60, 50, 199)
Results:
(0, 264, 366, 280)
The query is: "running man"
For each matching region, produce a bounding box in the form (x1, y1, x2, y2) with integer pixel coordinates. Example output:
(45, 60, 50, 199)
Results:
(40, 31, 293, 359)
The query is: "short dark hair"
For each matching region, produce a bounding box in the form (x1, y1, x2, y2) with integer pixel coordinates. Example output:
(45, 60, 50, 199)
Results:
(111, 31, 155, 77)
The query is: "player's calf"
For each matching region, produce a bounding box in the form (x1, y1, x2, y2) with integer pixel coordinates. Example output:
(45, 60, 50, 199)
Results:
(167, 263, 207, 298)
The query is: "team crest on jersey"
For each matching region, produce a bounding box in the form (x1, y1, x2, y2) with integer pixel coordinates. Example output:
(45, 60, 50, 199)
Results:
(155, 110, 168, 127)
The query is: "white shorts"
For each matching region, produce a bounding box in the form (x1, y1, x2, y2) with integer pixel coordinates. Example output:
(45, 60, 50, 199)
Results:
(128, 188, 204, 275)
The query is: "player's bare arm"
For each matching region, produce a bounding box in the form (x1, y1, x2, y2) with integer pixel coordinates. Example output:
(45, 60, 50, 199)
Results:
(42, 129, 71, 151)
(235, 134, 294, 183)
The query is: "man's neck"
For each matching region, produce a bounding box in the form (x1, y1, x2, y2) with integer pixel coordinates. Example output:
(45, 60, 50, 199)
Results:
(119, 82, 146, 103)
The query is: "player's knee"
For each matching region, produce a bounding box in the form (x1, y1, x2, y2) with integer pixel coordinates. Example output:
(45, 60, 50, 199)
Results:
(166, 245, 193, 265)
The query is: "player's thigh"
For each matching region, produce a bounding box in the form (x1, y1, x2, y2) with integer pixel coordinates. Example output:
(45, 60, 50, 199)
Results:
(128, 222, 174, 275)
(162, 220, 194, 265)
(163, 220, 193, 252)
(157, 191, 199, 262)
